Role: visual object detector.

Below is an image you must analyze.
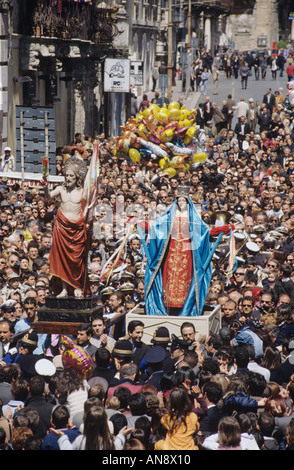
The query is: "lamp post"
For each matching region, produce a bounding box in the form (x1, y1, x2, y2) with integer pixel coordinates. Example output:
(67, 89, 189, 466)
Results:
(167, 0, 173, 101)
(187, 0, 191, 50)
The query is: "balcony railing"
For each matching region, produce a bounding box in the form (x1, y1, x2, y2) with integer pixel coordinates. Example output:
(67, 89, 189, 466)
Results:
(30, 0, 120, 44)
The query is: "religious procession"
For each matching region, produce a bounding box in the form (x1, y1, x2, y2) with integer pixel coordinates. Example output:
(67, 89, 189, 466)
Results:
(2, 1, 294, 455)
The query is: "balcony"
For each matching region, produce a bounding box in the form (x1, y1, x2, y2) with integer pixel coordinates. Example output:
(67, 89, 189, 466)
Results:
(25, 0, 120, 45)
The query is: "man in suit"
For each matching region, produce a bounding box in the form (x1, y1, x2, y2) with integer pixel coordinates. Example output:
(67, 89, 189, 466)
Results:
(247, 100, 258, 132)
(212, 102, 226, 134)
(263, 88, 275, 113)
(0, 319, 15, 363)
(127, 320, 149, 368)
(226, 94, 235, 129)
(258, 106, 272, 132)
(203, 96, 213, 124)
(234, 115, 250, 147)
(199, 381, 224, 435)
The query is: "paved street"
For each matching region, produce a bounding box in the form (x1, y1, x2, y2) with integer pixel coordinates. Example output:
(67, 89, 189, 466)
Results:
(191, 68, 288, 129)
(138, 65, 289, 132)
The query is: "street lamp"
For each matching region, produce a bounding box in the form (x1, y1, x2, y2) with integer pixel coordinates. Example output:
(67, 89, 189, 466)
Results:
(167, 0, 173, 101)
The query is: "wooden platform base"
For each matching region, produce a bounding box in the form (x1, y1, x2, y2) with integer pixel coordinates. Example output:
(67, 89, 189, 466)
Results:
(31, 321, 82, 335)
(31, 296, 103, 335)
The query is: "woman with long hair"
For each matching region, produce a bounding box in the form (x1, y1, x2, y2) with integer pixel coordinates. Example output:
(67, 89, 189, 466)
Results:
(154, 388, 199, 450)
(53, 405, 132, 450)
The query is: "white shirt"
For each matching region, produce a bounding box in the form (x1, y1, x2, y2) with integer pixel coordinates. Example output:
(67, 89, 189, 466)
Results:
(248, 361, 271, 382)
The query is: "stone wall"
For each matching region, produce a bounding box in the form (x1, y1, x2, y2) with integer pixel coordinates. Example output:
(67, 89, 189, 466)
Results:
(225, 0, 279, 51)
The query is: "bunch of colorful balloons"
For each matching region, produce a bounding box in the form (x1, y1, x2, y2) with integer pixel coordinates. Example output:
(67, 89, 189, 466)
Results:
(114, 101, 208, 177)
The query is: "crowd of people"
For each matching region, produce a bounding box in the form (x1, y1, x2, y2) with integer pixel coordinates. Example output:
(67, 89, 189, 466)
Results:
(187, 49, 290, 96)
(2, 54, 294, 451)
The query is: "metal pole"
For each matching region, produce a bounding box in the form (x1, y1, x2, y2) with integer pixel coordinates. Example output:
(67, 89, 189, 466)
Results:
(187, 0, 192, 50)
(20, 110, 24, 182)
(167, 0, 173, 101)
(44, 111, 49, 160)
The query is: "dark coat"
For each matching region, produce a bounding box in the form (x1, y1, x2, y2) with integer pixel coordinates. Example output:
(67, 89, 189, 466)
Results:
(24, 396, 55, 437)
(132, 341, 150, 368)
(271, 356, 294, 385)
(258, 111, 272, 131)
(199, 405, 224, 435)
(263, 93, 275, 111)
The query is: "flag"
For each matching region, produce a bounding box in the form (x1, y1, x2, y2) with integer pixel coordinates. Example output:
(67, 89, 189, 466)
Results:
(100, 225, 133, 284)
(82, 142, 99, 218)
(225, 230, 237, 278)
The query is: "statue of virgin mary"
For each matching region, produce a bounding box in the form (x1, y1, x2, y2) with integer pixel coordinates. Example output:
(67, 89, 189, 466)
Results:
(144, 186, 212, 316)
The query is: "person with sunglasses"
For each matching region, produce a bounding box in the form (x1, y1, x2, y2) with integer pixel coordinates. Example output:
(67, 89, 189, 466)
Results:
(253, 289, 276, 325)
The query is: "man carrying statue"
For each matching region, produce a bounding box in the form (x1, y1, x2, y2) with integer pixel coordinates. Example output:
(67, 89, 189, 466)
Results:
(43, 157, 90, 298)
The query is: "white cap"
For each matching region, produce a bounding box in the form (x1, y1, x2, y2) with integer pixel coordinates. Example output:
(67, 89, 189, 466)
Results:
(234, 232, 246, 241)
(4, 147, 11, 152)
(35, 358, 56, 377)
(246, 241, 260, 253)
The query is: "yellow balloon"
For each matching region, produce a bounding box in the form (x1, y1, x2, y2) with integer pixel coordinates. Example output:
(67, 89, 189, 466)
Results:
(186, 126, 197, 138)
(184, 135, 192, 145)
(129, 148, 141, 162)
(165, 167, 177, 178)
(149, 104, 160, 114)
(161, 128, 175, 142)
(159, 157, 170, 169)
(155, 108, 169, 124)
(137, 124, 148, 138)
(142, 108, 151, 118)
(168, 108, 181, 121)
(179, 109, 190, 120)
(193, 152, 207, 163)
(168, 101, 180, 111)
(179, 119, 192, 128)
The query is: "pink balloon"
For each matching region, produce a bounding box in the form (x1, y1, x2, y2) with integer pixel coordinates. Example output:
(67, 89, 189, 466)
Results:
(61, 335, 93, 380)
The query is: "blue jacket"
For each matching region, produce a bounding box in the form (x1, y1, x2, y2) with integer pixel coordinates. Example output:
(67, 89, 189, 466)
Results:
(223, 392, 258, 415)
(41, 426, 81, 450)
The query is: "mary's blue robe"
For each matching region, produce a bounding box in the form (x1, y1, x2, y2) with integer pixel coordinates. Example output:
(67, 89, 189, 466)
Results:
(144, 196, 212, 316)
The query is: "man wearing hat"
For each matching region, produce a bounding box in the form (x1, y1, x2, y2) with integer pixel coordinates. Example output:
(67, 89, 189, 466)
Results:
(170, 334, 190, 369)
(143, 345, 167, 391)
(119, 282, 135, 301)
(3, 329, 44, 380)
(144, 326, 174, 374)
(1, 273, 25, 303)
(0, 147, 16, 172)
(110, 339, 135, 386)
(0, 300, 18, 324)
(88, 274, 100, 297)
(100, 286, 115, 313)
